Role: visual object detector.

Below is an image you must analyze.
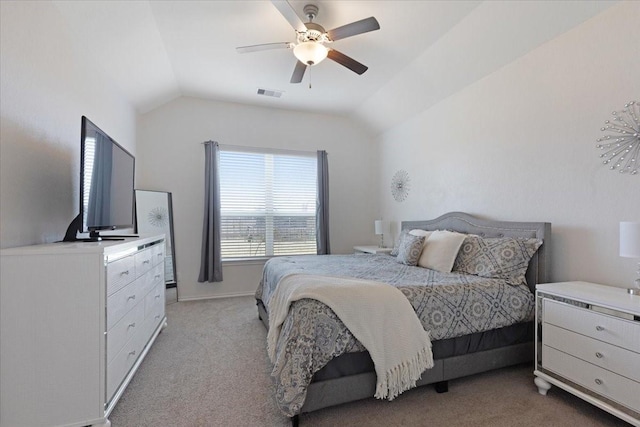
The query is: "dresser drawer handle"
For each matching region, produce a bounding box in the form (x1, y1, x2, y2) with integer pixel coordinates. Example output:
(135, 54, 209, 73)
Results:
(143, 259, 150, 265)
(155, 294, 161, 299)
(595, 325, 605, 331)
(155, 315, 160, 320)
(128, 322, 136, 329)
(120, 270, 130, 276)
(128, 350, 136, 357)
(155, 274, 161, 280)
(157, 253, 163, 257)
(595, 352, 603, 359)
(594, 378, 603, 385)
(127, 295, 136, 301)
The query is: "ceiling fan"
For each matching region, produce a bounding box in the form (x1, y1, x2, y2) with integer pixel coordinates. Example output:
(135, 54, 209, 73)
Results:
(236, 0, 380, 84)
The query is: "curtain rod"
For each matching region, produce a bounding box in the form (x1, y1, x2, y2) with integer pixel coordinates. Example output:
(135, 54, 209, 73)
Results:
(201, 141, 322, 156)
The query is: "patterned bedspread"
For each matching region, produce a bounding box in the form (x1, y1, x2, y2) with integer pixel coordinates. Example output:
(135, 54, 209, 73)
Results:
(256, 254, 536, 416)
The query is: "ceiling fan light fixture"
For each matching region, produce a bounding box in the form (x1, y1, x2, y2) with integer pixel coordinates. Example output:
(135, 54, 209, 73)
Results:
(293, 41, 328, 66)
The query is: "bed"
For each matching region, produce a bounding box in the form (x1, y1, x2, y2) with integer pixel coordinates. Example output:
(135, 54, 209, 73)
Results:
(255, 212, 551, 425)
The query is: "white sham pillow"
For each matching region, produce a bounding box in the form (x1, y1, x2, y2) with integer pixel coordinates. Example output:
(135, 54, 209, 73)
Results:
(417, 230, 466, 272)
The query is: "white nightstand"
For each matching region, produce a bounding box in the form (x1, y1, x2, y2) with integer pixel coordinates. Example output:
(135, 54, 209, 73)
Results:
(534, 281, 640, 426)
(353, 245, 393, 255)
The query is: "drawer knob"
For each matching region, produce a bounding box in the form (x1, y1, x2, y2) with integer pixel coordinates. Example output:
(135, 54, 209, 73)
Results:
(594, 378, 603, 385)
(120, 270, 130, 276)
(595, 325, 605, 331)
(127, 295, 136, 301)
(595, 352, 603, 359)
(128, 322, 136, 329)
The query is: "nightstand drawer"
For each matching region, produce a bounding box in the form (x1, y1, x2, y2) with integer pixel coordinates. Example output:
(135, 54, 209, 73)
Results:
(544, 323, 640, 382)
(543, 346, 640, 411)
(544, 299, 640, 353)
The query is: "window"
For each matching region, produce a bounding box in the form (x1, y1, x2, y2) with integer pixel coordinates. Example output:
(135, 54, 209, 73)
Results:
(219, 148, 317, 259)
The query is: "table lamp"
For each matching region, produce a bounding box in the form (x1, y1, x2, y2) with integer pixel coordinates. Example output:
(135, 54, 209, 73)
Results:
(374, 220, 389, 248)
(620, 221, 640, 295)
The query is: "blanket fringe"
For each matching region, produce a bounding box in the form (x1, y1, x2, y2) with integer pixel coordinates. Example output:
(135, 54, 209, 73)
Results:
(374, 338, 434, 401)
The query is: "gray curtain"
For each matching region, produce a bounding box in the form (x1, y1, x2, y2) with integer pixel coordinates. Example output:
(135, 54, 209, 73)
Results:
(316, 150, 330, 255)
(198, 141, 223, 282)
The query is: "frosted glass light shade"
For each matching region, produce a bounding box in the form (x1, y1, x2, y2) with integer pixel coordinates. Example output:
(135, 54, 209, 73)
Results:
(374, 220, 384, 235)
(293, 42, 328, 66)
(620, 221, 640, 258)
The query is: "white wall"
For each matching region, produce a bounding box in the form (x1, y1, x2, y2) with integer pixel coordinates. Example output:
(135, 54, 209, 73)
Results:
(0, 1, 136, 248)
(137, 97, 376, 300)
(376, 2, 640, 289)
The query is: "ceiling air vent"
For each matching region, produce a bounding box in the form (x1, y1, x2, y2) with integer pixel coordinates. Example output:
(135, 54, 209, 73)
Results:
(257, 88, 284, 98)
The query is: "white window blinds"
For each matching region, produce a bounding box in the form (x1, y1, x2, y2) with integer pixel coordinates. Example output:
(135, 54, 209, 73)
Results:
(219, 148, 317, 259)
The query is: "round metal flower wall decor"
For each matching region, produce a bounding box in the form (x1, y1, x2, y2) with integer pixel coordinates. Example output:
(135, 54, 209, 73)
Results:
(391, 170, 411, 202)
(595, 100, 639, 175)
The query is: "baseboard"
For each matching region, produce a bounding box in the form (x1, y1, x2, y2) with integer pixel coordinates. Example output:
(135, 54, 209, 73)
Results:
(178, 291, 255, 302)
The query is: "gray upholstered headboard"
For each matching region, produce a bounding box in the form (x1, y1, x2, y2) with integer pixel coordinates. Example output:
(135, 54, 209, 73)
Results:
(402, 212, 551, 293)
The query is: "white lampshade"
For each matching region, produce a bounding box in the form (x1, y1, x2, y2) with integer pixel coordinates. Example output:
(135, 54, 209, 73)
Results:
(293, 42, 328, 66)
(374, 220, 389, 235)
(620, 221, 640, 258)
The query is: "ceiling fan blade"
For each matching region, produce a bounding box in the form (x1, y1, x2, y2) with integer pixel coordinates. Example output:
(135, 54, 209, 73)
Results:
(327, 17, 380, 41)
(327, 49, 368, 75)
(271, 0, 307, 33)
(236, 42, 293, 54)
(290, 60, 307, 83)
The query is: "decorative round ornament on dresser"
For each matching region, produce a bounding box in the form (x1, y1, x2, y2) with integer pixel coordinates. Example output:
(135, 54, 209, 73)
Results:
(595, 100, 639, 175)
(391, 170, 411, 202)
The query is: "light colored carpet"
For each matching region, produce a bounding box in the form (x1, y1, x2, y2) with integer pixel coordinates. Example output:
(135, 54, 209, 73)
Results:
(109, 295, 630, 427)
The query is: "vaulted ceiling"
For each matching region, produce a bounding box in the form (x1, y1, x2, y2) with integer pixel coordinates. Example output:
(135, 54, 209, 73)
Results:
(52, 0, 616, 134)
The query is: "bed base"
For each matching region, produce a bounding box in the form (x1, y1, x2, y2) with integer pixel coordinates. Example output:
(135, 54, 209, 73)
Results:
(258, 300, 533, 424)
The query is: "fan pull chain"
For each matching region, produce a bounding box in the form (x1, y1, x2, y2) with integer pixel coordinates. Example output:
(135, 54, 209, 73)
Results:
(308, 66, 312, 89)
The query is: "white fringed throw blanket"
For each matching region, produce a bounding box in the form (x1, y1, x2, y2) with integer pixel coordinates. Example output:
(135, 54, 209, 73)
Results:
(267, 274, 433, 400)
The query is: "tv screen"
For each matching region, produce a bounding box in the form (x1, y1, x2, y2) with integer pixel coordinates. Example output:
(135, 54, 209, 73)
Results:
(79, 116, 135, 235)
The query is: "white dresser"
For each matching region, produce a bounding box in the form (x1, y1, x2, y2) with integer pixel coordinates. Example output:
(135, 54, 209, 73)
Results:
(535, 281, 640, 426)
(0, 236, 167, 427)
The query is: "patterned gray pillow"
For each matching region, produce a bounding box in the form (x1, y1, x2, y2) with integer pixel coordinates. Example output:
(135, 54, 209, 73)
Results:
(396, 234, 425, 266)
(390, 229, 409, 257)
(453, 235, 542, 285)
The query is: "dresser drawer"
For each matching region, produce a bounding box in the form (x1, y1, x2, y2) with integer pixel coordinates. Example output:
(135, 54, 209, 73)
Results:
(544, 299, 640, 353)
(544, 323, 640, 382)
(151, 243, 165, 267)
(134, 248, 154, 278)
(106, 327, 147, 403)
(106, 277, 143, 330)
(543, 345, 640, 411)
(144, 282, 165, 319)
(106, 255, 136, 296)
(107, 302, 144, 364)
(139, 263, 164, 297)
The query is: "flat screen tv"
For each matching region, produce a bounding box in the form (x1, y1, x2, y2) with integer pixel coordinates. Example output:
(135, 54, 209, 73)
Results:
(63, 116, 135, 241)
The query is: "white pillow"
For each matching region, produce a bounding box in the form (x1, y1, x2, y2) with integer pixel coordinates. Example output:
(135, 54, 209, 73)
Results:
(409, 229, 431, 237)
(418, 230, 466, 272)
(409, 229, 432, 251)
